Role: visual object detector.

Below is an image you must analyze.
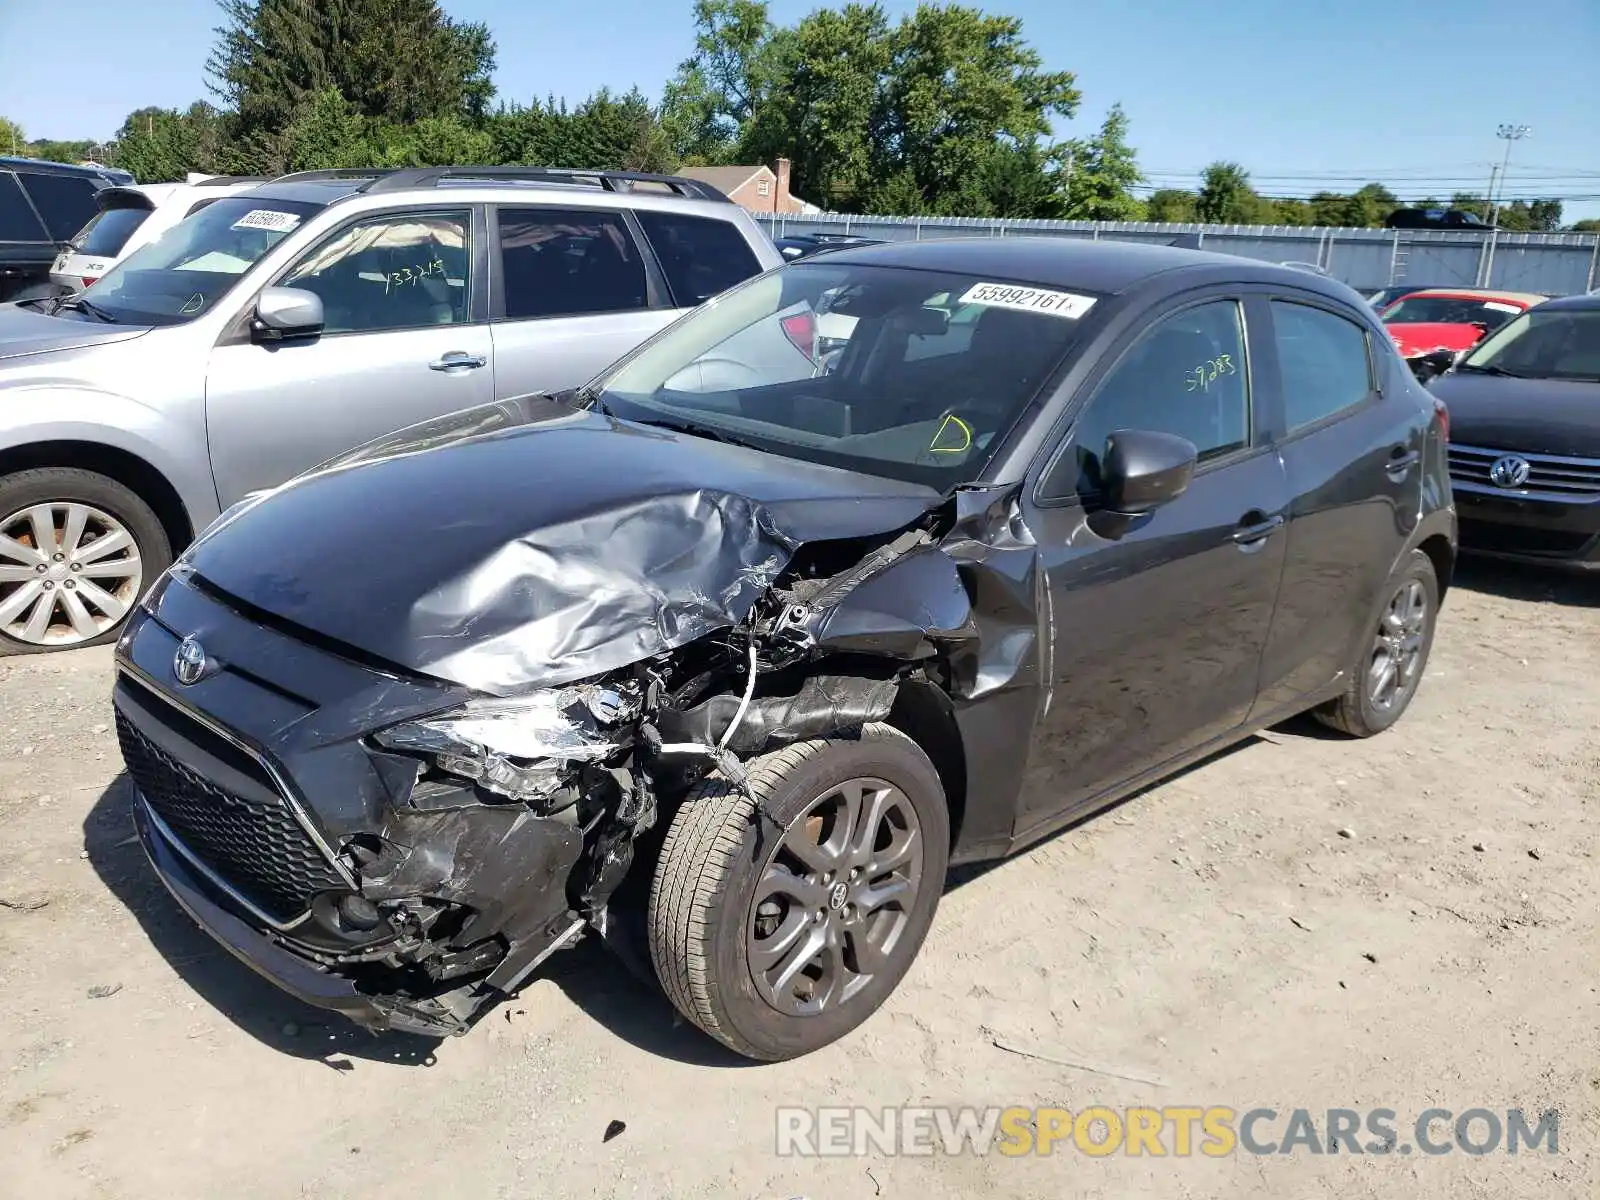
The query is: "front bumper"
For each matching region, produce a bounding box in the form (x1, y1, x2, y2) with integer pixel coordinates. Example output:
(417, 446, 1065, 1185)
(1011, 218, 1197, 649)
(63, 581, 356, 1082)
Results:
(113, 572, 591, 1034)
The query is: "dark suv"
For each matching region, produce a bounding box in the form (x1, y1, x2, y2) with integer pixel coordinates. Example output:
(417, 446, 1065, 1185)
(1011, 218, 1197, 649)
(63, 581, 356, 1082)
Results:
(0, 157, 126, 302)
(113, 237, 1456, 1061)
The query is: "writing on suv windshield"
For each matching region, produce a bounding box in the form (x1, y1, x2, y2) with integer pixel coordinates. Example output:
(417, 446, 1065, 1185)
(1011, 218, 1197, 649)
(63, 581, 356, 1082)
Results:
(81, 197, 324, 326)
(595, 263, 1100, 489)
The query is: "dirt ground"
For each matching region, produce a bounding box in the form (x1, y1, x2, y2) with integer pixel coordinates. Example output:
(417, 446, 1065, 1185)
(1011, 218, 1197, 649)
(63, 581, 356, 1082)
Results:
(1, 559, 1596, 1200)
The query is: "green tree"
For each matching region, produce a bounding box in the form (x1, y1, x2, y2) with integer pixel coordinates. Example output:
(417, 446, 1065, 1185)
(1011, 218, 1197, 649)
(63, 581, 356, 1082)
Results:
(1061, 104, 1143, 221)
(661, 0, 779, 163)
(1195, 161, 1263, 224)
(1145, 188, 1198, 223)
(207, 0, 496, 141)
(0, 117, 24, 156)
(1570, 218, 1600, 232)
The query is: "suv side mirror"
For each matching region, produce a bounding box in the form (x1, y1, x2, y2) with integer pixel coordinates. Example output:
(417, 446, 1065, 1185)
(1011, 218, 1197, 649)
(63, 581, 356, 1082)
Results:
(1102, 429, 1198, 517)
(253, 286, 324, 342)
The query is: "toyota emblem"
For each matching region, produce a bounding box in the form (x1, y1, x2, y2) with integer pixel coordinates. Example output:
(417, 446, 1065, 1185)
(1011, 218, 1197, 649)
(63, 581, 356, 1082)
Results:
(173, 636, 207, 686)
(1488, 455, 1532, 490)
(828, 882, 849, 910)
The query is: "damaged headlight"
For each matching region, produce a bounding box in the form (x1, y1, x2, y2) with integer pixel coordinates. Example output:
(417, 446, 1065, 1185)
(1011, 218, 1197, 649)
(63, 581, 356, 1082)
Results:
(373, 684, 640, 802)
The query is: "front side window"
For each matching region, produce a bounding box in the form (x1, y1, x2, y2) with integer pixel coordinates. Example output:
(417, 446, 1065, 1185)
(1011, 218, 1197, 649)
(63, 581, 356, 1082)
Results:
(0, 173, 48, 241)
(1459, 307, 1600, 382)
(497, 207, 647, 320)
(595, 263, 1097, 489)
(1272, 301, 1374, 431)
(635, 210, 763, 307)
(280, 211, 471, 334)
(1046, 300, 1250, 499)
(86, 196, 324, 326)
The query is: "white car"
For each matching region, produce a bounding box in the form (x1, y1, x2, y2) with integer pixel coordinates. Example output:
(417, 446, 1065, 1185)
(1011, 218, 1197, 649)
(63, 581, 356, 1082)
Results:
(48, 174, 268, 294)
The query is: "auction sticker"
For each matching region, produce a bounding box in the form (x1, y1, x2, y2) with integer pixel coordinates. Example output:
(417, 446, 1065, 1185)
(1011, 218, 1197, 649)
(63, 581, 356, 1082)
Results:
(958, 281, 1096, 319)
(1482, 301, 1522, 314)
(231, 209, 303, 233)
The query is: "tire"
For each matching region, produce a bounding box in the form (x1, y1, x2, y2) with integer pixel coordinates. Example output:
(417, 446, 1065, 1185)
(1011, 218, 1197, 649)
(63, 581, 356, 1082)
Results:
(647, 723, 950, 1061)
(0, 468, 172, 655)
(1313, 548, 1440, 738)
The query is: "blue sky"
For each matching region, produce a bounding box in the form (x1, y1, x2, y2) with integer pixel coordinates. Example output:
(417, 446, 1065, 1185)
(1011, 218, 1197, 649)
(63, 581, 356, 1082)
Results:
(3, 0, 1597, 220)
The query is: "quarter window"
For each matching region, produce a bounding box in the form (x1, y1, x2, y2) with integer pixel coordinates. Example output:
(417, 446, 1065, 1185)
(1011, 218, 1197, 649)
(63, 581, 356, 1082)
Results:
(497, 208, 647, 319)
(1272, 301, 1374, 431)
(280, 211, 471, 335)
(636, 210, 764, 307)
(1046, 299, 1250, 499)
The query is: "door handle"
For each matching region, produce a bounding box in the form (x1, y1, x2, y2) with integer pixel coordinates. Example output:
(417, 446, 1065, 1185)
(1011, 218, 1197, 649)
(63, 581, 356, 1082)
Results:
(1386, 446, 1421, 478)
(429, 352, 487, 372)
(1231, 513, 1285, 547)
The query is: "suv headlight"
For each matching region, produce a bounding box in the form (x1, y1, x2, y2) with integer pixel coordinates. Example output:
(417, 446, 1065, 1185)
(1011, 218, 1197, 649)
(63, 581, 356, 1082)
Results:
(372, 684, 639, 802)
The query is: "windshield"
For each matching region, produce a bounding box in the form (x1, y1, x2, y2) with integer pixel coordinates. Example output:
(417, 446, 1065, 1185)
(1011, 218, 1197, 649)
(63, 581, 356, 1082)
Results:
(592, 261, 1098, 489)
(1459, 307, 1600, 382)
(80, 196, 323, 326)
(1382, 295, 1523, 331)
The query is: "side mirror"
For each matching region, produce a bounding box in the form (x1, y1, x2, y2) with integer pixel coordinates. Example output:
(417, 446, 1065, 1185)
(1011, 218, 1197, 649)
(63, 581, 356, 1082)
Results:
(1101, 429, 1198, 517)
(253, 286, 323, 342)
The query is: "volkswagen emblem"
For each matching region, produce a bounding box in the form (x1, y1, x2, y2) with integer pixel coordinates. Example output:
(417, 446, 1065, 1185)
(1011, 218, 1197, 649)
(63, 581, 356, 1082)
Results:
(828, 881, 849, 910)
(1488, 454, 1532, 489)
(173, 636, 207, 686)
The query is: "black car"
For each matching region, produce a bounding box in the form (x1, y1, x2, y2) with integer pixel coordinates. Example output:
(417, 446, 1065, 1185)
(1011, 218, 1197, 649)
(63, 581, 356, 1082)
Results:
(113, 237, 1456, 1061)
(1432, 292, 1600, 570)
(773, 232, 884, 260)
(0, 157, 125, 302)
(1384, 207, 1491, 231)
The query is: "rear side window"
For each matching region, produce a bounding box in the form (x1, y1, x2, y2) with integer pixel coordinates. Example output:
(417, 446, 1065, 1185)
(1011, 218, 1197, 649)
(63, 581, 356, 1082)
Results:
(636, 210, 763, 306)
(73, 207, 151, 257)
(1271, 302, 1375, 432)
(0, 173, 49, 241)
(16, 172, 101, 241)
(497, 207, 648, 320)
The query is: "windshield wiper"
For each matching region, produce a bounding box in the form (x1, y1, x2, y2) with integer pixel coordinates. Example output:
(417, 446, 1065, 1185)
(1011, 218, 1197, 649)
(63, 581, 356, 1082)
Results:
(15, 295, 57, 312)
(628, 413, 762, 453)
(54, 295, 117, 323)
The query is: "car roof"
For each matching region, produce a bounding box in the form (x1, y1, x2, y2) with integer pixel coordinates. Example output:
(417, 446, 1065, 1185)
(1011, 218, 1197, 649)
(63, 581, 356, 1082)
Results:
(1399, 287, 1547, 305)
(813, 235, 1338, 297)
(0, 155, 119, 181)
(1526, 291, 1600, 313)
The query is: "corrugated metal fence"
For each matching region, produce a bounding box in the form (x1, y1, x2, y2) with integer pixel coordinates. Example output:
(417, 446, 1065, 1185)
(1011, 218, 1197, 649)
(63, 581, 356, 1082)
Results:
(753, 212, 1600, 296)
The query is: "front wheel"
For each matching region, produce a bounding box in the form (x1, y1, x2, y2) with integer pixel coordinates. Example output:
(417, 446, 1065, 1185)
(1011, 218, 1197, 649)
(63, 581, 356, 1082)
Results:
(0, 468, 171, 654)
(1314, 548, 1440, 737)
(648, 723, 950, 1061)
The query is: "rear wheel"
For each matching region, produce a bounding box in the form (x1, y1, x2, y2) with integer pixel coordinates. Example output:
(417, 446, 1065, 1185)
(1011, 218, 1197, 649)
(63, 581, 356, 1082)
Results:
(0, 468, 170, 654)
(648, 723, 949, 1061)
(1314, 548, 1439, 737)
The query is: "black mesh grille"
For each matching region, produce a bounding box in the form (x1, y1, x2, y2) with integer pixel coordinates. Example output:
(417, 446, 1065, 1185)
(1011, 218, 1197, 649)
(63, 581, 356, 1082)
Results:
(117, 710, 345, 923)
(1459, 520, 1596, 559)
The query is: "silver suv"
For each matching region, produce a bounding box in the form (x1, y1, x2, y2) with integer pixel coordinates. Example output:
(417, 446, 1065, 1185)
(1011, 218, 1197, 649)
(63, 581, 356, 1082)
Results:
(0, 166, 782, 653)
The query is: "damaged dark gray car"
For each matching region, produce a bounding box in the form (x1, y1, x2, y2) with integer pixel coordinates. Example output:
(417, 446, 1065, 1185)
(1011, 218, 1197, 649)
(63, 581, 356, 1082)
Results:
(114, 238, 1455, 1060)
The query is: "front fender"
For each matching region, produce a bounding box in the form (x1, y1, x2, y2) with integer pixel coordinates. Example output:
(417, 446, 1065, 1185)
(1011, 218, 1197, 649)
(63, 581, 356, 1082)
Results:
(0, 385, 220, 531)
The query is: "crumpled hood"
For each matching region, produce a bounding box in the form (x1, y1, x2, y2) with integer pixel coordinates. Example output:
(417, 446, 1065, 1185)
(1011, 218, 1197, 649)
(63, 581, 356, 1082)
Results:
(182, 397, 945, 694)
(1386, 321, 1485, 360)
(1429, 371, 1600, 457)
(0, 303, 149, 361)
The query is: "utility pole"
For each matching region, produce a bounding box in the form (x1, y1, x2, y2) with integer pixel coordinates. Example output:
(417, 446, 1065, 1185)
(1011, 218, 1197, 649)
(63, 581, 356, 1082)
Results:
(1489, 123, 1530, 225)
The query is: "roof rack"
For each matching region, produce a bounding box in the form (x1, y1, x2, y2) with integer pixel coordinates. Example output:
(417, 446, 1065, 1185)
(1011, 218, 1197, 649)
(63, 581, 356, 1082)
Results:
(193, 174, 273, 187)
(268, 165, 731, 202)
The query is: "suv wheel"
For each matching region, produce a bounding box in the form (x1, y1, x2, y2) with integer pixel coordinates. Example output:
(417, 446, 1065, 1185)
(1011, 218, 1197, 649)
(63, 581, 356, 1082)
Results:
(0, 468, 171, 653)
(648, 723, 949, 1061)
(1314, 548, 1440, 737)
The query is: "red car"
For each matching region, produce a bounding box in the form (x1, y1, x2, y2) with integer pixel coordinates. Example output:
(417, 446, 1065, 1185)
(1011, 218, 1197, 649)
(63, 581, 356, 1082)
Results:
(1379, 288, 1546, 369)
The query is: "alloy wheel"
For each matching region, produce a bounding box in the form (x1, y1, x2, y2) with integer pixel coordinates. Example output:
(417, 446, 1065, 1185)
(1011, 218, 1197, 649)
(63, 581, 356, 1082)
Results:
(1368, 578, 1428, 712)
(747, 776, 924, 1017)
(0, 502, 143, 646)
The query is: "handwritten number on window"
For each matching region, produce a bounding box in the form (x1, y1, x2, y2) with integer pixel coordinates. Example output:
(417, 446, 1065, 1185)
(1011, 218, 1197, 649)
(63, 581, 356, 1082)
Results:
(385, 257, 447, 295)
(1185, 353, 1236, 392)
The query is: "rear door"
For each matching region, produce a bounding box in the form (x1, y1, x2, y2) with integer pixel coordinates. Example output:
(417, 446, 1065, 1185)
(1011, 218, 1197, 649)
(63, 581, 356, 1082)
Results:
(206, 205, 494, 506)
(1249, 294, 1426, 717)
(487, 205, 674, 399)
